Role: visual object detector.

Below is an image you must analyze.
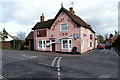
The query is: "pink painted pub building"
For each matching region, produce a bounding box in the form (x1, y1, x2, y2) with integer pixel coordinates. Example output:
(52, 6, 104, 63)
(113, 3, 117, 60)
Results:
(32, 7, 97, 54)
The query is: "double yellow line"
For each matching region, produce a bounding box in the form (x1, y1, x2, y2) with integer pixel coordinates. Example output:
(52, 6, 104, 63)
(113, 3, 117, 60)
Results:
(0, 75, 7, 80)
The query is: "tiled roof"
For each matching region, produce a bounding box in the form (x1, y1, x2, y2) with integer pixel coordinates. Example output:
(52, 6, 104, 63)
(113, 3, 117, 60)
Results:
(32, 7, 95, 33)
(26, 31, 34, 40)
(32, 19, 53, 30)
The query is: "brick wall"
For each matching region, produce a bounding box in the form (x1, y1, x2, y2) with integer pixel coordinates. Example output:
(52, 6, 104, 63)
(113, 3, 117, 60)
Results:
(0, 41, 11, 49)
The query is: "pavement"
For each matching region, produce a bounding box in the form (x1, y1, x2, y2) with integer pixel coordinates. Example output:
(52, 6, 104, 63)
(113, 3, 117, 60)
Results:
(1, 48, 119, 79)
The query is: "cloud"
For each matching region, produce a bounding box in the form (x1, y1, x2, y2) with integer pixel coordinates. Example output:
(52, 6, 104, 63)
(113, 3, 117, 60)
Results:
(0, 0, 118, 37)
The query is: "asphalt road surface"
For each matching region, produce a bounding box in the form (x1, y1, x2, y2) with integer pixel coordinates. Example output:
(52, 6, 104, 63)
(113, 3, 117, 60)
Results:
(1, 48, 119, 79)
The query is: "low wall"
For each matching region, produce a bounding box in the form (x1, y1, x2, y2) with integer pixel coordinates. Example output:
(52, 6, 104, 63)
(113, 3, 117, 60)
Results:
(0, 41, 11, 49)
(0, 40, 21, 49)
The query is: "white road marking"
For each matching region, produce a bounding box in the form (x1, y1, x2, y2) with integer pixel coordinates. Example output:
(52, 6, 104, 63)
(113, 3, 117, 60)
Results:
(9, 56, 27, 60)
(29, 56, 37, 58)
(98, 74, 111, 78)
(21, 54, 37, 59)
(58, 68, 60, 71)
(21, 54, 29, 57)
(51, 57, 58, 66)
(0, 75, 7, 80)
(58, 71, 60, 76)
(57, 57, 62, 80)
(57, 57, 62, 67)
(38, 62, 56, 67)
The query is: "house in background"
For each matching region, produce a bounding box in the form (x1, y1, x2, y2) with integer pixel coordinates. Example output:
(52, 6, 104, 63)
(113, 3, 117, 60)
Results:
(0, 28, 14, 42)
(25, 31, 34, 50)
(108, 31, 119, 45)
(32, 6, 97, 53)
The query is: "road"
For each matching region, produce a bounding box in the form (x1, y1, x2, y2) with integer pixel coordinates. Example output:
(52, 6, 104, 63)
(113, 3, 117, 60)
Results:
(1, 48, 119, 79)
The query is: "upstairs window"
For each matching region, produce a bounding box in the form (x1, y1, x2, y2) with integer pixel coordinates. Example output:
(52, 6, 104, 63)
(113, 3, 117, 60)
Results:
(61, 24, 68, 31)
(90, 34, 93, 39)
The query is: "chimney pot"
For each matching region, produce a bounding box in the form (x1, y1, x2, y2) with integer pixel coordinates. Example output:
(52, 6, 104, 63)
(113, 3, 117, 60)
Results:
(40, 13, 44, 22)
(69, 7, 74, 14)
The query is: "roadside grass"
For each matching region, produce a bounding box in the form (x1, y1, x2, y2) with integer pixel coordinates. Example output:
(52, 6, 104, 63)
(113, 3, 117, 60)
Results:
(0, 48, 19, 50)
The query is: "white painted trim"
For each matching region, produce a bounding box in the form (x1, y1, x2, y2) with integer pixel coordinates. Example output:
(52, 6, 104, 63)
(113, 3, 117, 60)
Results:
(38, 40, 46, 49)
(87, 29, 89, 37)
(60, 24, 68, 32)
(50, 40, 52, 51)
(87, 39, 89, 47)
(81, 27, 84, 33)
(61, 39, 72, 50)
(81, 40, 84, 49)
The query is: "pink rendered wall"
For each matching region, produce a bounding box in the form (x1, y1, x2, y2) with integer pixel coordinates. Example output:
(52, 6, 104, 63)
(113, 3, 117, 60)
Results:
(34, 11, 96, 53)
(34, 12, 80, 52)
(49, 12, 80, 52)
(34, 28, 50, 51)
(80, 27, 95, 53)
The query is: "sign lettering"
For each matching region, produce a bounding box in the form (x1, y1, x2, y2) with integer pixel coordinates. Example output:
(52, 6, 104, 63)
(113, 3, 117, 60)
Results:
(60, 32, 68, 36)
(67, 19, 77, 28)
(52, 18, 64, 31)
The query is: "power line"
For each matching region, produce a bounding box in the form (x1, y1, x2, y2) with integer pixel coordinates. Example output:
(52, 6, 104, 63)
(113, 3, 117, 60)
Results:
(11, 1, 38, 20)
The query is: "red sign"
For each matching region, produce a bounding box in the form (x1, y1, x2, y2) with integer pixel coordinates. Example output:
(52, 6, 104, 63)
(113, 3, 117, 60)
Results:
(52, 18, 64, 31)
(37, 30, 46, 37)
(60, 32, 68, 36)
(67, 19, 77, 28)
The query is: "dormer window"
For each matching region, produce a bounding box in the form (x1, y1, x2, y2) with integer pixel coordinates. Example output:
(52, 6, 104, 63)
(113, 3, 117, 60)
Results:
(60, 24, 68, 31)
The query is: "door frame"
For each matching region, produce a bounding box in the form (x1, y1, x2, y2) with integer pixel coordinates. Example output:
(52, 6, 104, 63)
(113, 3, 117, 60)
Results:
(52, 43, 55, 52)
(50, 39, 56, 52)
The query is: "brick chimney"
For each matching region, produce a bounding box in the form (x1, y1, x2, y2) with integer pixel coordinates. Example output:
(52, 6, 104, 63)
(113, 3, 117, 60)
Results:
(69, 7, 74, 14)
(40, 13, 44, 22)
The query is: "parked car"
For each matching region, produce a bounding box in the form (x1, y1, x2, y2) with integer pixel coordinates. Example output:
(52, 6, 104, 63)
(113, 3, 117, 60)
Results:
(98, 44, 104, 49)
(105, 44, 112, 49)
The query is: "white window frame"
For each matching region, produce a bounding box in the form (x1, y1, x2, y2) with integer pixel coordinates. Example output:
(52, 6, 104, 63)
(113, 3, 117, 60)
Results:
(61, 39, 72, 49)
(60, 24, 68, 31)
(81, 40, 84, 49)
(81, 27, 84, 33)
(93, 40, 94, 48)
(38, 40, 46, 49)
(88, 29, 89, 37)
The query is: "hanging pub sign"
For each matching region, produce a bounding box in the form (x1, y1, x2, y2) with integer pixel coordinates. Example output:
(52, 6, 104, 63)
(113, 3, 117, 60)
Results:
(73, 34, 79, 39)
(83, 33, 87, 37)
(37, 30, 46, 37)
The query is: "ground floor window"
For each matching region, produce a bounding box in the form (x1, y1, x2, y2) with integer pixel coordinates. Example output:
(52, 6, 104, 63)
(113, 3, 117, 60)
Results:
(90, 42, 92, 47)
(61, 39, 72, 49)
(38, 40, 46, 49)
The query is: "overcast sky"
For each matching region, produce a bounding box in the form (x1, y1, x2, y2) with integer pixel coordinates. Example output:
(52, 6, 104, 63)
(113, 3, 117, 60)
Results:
(0, 0, 119, 37)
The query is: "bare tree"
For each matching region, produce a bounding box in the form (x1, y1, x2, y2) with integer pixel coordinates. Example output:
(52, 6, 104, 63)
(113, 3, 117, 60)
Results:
(17, 31, 26, 40)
